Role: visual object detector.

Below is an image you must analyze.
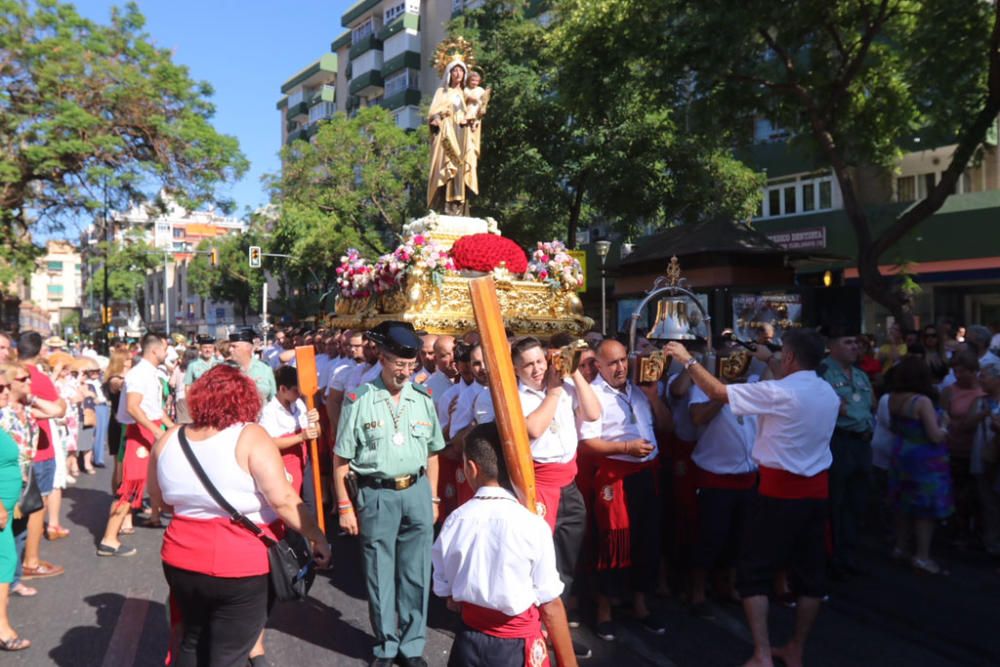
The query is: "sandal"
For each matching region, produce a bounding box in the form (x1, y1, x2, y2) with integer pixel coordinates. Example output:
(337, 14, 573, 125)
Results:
(45, 526, 70, 540)
(141, 518, 164, 529)
(911, 557, 949, 576)
(21, 561, 64, 579)
(10, 583, 37, 597)
(118, 527, 135, 535)
(0, 636, 30, 651)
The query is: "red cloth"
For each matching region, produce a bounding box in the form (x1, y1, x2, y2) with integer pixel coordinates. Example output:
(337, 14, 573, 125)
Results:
(461, 603, 550, 667)
(117, 421, 161, 508)
(758, 466, 829, 500)
(533, 458, 578, 533)
(162, 514, 283, 577)
(593, 457, 660, 570)
(694, 464, 758, 491)
(27, 365, 57, 461)
(277, 432, 306, 494)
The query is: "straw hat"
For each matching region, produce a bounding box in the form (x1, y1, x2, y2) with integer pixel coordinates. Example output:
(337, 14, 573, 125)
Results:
(70, 356, 100, 372)
(46, 351, 74, 369)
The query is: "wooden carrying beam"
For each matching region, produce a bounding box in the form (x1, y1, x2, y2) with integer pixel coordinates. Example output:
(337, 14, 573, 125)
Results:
(294, 345, 326, 533)
(468, 276, 537, 511)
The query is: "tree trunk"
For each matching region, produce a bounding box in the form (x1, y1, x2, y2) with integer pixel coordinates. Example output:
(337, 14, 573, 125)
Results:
(566, 174, 587, 250)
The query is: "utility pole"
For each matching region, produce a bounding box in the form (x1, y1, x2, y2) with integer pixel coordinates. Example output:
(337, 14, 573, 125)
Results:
(261, 282, 268, 349)
(163, 250, 171, 338)
(101, 182, 111, 354)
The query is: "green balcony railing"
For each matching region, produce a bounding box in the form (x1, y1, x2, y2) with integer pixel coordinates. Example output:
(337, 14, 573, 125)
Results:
(380, 88, 422, 111)
(381, 50, 422, 78)
(349, 33, 382, 60)
(349, 70, 384, 96)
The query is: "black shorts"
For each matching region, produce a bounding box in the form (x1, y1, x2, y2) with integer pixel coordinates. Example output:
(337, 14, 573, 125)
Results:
(736, 494, 828, 599)
(693, 486, 754, 570)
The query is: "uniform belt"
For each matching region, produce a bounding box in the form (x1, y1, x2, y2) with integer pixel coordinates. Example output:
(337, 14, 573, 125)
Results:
(358, 468, 425, 491)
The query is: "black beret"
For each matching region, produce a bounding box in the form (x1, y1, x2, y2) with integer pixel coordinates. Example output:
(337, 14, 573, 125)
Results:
(369, 321, 419, 359)
(229, 328, 257, 343)
(196, 334, 216, 345)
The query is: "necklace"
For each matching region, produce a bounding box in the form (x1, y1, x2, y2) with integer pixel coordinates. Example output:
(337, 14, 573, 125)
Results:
(389, 397, 406, 446)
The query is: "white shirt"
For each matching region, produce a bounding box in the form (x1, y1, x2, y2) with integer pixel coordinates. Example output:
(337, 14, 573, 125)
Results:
(326, 358, 357, 395)
(358, 361, 382, 388)
(689, 384, 757, 474)
(117, 358, 164, 424)
(665, 373, 698, 442)
(314, 353, 331, 390)
(432, 486, 564, 616)
(726, 370, 838, 476)
(341, 361, 374, 395)
(425, 370, 455, 405)
(579, 376, 658, 463)
(438, 379, 477, 438)
(518, 380, 580, 464)
(265, 344, 284, 370)
(259, 397, 309, 437)
(472, 384, 496, 425)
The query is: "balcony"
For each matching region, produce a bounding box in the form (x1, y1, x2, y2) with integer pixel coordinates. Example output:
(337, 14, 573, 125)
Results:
(382, 50, 421, 78)
(380, 88, 422, 111)
(341, 0, 382, 27)
(349, 33, 382, 60)
(286, 128, 309, 144)
(285, 101, 308, 121)
(379, 12, 420, 41)
(308, 84, 336, 106)
(349, 70, 384, 97)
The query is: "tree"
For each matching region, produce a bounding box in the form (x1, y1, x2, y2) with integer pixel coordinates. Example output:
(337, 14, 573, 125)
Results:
(85, 229, 160, 316)
(552, 0, 1000, 325)
(187, 232, 265, 325)
(0, 0, 248, 276)
(267, 106, 425, 297)
(452, 1, 762, 247)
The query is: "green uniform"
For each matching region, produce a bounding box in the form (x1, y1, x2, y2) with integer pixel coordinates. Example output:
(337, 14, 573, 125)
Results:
(335, 376, 445, 661)
(820, 359, 875, 571)
(183, 357, 218, 386)
(246, 358, 277, 403)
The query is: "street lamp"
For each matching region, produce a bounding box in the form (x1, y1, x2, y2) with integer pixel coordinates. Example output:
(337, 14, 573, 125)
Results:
(595, 240, 612, 335)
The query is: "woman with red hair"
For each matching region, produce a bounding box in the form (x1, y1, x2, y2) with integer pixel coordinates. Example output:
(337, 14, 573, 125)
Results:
(148, 364, 331, 667)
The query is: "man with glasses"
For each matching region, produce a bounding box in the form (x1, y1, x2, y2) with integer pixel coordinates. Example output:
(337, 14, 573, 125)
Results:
(334, 320, 444, 667)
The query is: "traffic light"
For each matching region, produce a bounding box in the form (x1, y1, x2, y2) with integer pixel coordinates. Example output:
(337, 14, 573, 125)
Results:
(249, 246, 262, 269)
(101, 306, 112, 324)
(210, 248, 219, 266)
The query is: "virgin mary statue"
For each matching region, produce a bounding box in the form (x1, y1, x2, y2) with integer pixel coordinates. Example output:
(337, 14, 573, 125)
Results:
(427, 45, 480, 215)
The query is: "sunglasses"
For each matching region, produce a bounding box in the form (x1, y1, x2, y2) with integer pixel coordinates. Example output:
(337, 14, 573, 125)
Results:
(0, 383, 10, 391)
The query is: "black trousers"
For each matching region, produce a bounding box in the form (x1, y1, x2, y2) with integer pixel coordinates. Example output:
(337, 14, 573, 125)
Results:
(553, 481, 586, 600)
(692, 486, 754, 570)
(449, 626, 532, 667)
(829, 431, 872, 569)
(736, 494, 828, 599)
(597, 468, 661, 596)
(163, 563, 269, 667)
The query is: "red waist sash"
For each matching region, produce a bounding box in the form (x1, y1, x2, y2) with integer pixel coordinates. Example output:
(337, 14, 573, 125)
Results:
(461, 603, 549, 667)
(278, 432, 306, 493)
(758, 466, 829, 500)
(117, 421, 162, 508)
(594, 457, 660, 570)
(533, 458, 578, 532)
(694, 464, 758, 491)
(162, 514, 283, 577)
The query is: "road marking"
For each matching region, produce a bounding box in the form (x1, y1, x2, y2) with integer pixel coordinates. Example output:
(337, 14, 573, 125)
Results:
(102, 588, 154, 667)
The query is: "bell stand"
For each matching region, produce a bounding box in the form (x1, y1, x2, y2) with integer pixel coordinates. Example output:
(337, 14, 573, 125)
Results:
(628, 278, 714, 370)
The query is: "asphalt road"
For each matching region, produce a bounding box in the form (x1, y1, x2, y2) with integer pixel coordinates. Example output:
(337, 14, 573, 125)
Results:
(6, 469, 1000, 666)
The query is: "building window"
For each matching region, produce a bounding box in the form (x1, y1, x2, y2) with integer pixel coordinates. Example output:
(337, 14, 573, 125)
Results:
(352, 18, 375, 43)
(818, 180, 832, 209)
(916, 172, 936, 199)
(46, 261, 63, 272)
(384, 69, 418, 97)
(309, 101, 336, 123)
(384, 2, 404, 22)
(802, 183, 815, 212)
(768, 189, 781, 217)
(896, 175, 916, 202)
(758, 171, 836, 219)
(783, 186, 796, 214)
(173, 227, 185, 238)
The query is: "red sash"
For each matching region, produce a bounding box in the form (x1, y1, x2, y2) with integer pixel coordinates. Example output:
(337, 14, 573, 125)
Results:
(162, 514, 283, 577)
(117, 421, 162, 508)
(461, 603, 550, 667)
(594, 457, 660, 570)
(758, 466, 829, 500)
(694, 464, 758, 491)
(278, 432, 306, 494)
(533, 458, 578, 533)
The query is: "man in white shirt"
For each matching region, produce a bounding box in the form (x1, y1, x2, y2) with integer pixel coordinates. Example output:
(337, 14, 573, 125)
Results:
(514, 336, 600, 660)
(99, 332, 173, 557)
(325, 330, 368, 438)
(425, 335, 458, 400)
(579, 339, 673, 640)
(666, 329, 839, 667)
(686, 345, 759, 616)
(432, 422, 575, 667)
(435, 342, 480, 517)
(259, 366, 321, 496)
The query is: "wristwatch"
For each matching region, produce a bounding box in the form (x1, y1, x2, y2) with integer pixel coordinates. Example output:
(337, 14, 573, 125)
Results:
(684, 358, 699, 370)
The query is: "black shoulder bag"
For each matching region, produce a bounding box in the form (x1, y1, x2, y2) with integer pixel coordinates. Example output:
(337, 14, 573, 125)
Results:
(176, 426, 316, 601)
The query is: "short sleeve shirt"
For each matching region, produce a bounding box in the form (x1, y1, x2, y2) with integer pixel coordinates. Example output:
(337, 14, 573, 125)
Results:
(246, 359, 277, 404)
(116, 358, 164, 425)
(518, 380, 580, 464)
(579, 376, 658, 463)
(184, 357, 218, 386)
(28, 364, 58, 461)
(334, 376, 446, 479)
(259, 397, 308, 437)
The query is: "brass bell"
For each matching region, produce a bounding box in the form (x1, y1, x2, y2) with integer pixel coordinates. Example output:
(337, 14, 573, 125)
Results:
(648, 297, 697, 341)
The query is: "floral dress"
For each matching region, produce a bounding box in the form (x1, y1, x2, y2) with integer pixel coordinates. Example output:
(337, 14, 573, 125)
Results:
(0, 404, 37, 480)
(888, 395, 955, 519)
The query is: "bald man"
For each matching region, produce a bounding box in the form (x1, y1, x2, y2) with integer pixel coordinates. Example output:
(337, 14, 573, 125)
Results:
(419, 334, 438, 375)
(425, 335, 457, 399)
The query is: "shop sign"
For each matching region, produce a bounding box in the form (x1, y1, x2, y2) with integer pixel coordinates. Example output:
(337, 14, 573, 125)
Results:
(767, 227, 827, 250)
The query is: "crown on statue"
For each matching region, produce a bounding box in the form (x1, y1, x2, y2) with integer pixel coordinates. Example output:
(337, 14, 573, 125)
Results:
(433, 36, 476, 76)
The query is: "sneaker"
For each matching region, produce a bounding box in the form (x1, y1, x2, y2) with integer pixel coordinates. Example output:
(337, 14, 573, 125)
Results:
(573, 639, 593, 659)
(567, 611, 581, 629)
(97, 543, 137, 557)
(638, 613, 667, 635)
(595, 621, 616, 641)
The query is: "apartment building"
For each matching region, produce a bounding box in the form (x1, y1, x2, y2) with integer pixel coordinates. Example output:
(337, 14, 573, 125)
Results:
(276, 54, 338, 146)
(747, 120, 1000, 333)
(29, 240, 82, 333)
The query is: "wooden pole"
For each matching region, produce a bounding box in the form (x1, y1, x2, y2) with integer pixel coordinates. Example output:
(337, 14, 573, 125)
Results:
(468, 276, 536, 511)
(294, 345, 326, 533)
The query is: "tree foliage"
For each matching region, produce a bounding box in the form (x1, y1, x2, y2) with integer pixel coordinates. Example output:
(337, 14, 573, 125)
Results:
(187, 232, 265, 325)
(551, 0, 1000, 323)
(0, 0, 248, 276)
(85, 229, 159, 304)
(267, 106, 425, 293)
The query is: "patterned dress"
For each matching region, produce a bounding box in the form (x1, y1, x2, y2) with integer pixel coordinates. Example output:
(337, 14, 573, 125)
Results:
(888, 396, 954, 519)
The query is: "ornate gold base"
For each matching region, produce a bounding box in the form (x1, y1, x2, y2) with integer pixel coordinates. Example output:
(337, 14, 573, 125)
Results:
(330, 273, 592, 336)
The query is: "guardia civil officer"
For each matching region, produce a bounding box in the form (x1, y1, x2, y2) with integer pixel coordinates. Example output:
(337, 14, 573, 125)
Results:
(183, 334, 218, 387)
(334, 320, 445, 667)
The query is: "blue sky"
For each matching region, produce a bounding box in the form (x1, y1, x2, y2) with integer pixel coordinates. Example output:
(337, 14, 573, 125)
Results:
(70, 0, 353, 223)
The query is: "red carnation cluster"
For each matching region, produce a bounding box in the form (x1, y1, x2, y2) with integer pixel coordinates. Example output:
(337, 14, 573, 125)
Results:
(450, 234, 528, 274)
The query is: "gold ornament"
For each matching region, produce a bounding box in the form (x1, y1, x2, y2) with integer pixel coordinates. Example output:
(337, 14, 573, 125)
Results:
(433, 36, 476, 76)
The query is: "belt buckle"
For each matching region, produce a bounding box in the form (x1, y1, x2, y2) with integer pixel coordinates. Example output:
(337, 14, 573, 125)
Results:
(394, 475, 413, 491)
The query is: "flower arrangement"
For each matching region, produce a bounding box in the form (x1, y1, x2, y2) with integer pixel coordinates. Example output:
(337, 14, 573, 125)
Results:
(528, 240, 584, 290)
(372, 234, 455, 294)
(335, 248, 374, 298)
(451, 233, 528, 274)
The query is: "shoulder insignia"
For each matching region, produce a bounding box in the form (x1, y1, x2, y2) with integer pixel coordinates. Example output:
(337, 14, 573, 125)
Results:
(411, 382, 431, 398)
(345, 384, 370, 403)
